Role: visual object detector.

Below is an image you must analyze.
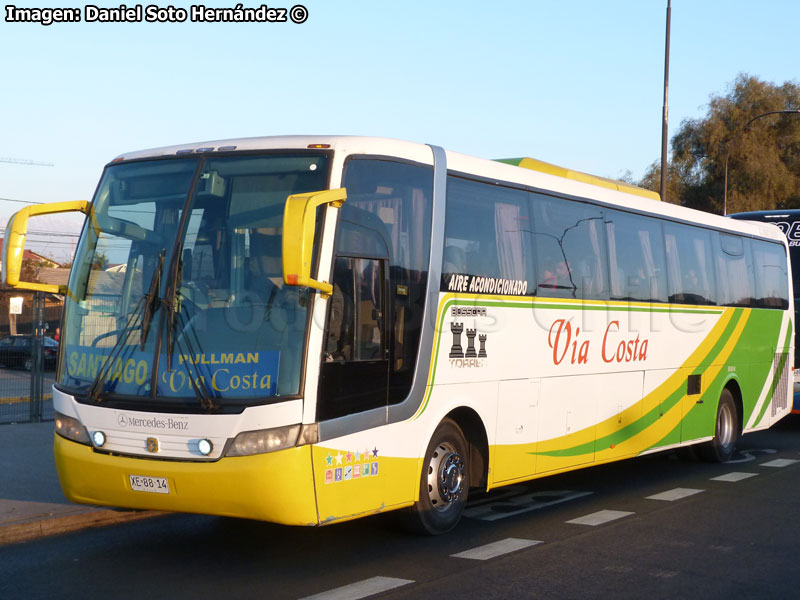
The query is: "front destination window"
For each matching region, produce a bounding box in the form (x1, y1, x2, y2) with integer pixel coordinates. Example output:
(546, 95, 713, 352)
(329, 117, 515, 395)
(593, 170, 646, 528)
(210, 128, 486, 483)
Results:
(58, 153, 330, 410)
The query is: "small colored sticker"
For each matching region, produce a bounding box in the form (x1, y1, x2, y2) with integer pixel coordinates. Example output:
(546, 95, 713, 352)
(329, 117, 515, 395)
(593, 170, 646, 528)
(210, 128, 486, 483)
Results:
(344, 466, 352, 480)
(334, 468, 343, 482)
(325, 469, 334, 484)
(362, 464, 370, 478)
(370, 462, 379, 476)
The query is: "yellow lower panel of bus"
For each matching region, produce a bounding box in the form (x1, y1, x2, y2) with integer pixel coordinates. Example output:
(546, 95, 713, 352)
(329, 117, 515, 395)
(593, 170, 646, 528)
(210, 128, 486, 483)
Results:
(311, 445, 419, 524)
(54, 434, 319, 526)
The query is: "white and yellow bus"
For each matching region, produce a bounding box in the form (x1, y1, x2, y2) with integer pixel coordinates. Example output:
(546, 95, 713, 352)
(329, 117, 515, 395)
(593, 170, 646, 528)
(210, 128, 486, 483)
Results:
(3, 136, 793, 534)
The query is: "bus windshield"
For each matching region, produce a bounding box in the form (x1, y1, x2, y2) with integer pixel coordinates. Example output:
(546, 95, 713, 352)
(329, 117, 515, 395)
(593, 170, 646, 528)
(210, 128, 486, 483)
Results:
(58, 152, 330, 408)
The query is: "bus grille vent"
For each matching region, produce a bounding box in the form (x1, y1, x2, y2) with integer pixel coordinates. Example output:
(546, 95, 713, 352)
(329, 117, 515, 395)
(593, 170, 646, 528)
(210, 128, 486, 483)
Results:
(771, 352, 789, 416)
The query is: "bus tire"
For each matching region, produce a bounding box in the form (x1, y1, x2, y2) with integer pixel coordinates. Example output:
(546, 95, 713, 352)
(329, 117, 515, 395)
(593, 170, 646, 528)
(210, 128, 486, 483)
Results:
(407, 419, 469, 535)
(699, 388, 739, 462)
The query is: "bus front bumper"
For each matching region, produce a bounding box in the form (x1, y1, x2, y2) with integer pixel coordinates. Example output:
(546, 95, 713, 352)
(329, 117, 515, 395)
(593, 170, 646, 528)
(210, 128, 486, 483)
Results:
(54, 433, 320, 526)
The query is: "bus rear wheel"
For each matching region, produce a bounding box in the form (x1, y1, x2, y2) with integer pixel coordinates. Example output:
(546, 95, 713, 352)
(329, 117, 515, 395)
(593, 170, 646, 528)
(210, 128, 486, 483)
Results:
(699, 388, 739, 462)
(408, 419, 469, 535)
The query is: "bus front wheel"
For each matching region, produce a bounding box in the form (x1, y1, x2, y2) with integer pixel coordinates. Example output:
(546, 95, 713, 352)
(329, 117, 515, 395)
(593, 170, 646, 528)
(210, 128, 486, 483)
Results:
(408, 419, 469, 535)
(699, 388, 739, 462)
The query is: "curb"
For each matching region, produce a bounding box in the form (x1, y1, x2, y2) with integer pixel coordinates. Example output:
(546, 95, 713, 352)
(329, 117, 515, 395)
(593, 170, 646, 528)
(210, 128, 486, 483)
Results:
(0, 507, 165, 546)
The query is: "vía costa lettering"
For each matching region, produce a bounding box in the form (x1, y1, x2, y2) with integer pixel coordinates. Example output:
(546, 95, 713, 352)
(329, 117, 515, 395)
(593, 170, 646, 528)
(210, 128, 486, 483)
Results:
(548, 319, 649, 366)
(67, 350, 275, 394)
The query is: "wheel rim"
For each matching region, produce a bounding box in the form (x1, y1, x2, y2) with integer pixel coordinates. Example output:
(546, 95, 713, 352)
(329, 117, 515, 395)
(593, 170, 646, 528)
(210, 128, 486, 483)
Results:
(718, 402, 735, 451)
(426, 441, 466, 512)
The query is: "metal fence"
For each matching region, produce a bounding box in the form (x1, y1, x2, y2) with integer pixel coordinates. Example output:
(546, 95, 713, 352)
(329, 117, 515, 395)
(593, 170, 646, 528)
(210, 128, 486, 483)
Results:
(0, 290, 62, 425)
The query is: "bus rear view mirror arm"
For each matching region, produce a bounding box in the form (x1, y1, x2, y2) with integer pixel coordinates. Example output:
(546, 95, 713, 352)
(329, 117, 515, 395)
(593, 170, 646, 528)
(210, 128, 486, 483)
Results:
(282, 188, 346, 296)
(1, 200, 90, 294)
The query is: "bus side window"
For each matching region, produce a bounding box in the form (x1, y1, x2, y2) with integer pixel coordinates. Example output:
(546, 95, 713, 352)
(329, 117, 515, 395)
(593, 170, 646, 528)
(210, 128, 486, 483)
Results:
(531, 193, 608, 300)
(606, 210, 668, 303)
(715, 233, 756, 307)
(326, 258, 355, 361)
(752, 240, 790, 309)
(443, 177, 532, 288)
(325, 257, 384, 362)
(665, 223, 717, 305)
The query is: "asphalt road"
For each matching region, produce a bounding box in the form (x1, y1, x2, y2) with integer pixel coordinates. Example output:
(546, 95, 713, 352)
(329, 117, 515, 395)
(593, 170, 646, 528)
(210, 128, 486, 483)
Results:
(2, 416, 800, 600)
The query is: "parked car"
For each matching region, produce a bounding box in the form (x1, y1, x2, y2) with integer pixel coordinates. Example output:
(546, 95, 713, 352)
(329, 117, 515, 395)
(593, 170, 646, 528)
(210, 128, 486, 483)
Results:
(0, 335, 59, 371)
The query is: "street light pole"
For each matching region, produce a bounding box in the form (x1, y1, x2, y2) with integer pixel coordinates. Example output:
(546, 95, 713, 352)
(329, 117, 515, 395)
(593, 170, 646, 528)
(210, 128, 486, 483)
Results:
(660, 0, 671, 202)
(722, 109, 800, 215)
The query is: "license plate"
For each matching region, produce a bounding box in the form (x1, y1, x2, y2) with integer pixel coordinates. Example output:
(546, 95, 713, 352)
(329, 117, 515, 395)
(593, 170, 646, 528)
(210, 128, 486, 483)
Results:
(129, 474, 170, 494)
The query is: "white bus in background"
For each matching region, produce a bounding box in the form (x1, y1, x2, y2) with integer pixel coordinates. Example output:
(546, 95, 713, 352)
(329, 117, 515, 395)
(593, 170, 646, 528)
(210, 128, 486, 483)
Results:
(3, 136, 793, 534)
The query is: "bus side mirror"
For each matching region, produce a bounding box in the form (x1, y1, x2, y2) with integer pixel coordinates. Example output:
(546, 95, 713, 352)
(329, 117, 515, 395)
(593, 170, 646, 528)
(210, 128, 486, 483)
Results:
(282, 188, 346, 296)
(2, 200, 90, 294)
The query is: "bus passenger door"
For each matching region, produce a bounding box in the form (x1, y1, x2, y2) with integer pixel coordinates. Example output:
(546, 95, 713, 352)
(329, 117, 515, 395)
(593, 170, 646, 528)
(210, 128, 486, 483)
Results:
(317, 256, 389, 421)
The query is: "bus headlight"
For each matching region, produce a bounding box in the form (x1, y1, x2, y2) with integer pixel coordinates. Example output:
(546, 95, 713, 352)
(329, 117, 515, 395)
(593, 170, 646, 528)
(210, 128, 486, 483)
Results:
(55, 412, 91, 445)
(197, 438, 213, 456)
(225, 424, 301, 457)
(92, 430, 107, 448)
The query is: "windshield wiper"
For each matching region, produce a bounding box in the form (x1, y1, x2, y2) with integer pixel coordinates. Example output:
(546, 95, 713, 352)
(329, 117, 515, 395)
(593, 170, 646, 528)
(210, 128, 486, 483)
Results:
(140, 249, 165, 350)
(86, 250, 167, 403)
(171, 302, 218, 411)
(86, 294, 147, 403)
(165, 258, 217, 410)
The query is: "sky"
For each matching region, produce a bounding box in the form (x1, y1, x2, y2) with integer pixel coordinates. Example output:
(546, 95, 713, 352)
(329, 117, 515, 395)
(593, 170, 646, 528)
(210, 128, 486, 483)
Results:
(1, 0, 799, 261)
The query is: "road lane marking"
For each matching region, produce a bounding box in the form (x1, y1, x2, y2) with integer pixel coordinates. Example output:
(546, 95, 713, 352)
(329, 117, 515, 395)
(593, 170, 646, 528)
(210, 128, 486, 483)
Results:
(567, 510, 633, 526)
(464, 490, 593, 521)
(761, 459, 799, 468)
(299, 577, 414, 600)
(452, 538, 542, 560)
(646, 488, 704, 501)
(650, 569, 679, 579)
(727, 448, 776, 463)
(711, 472, 758, 482)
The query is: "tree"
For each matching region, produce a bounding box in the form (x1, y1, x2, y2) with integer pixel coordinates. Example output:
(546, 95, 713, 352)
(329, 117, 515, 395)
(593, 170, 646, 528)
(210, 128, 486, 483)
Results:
(639, 74, 800, 214)
(92, 252, 109, 270)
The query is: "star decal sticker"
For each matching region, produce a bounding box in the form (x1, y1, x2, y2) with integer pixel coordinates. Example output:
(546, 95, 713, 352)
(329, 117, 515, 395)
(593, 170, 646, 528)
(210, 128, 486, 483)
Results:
(325, 453, 333, 466)
(335, 451, 343, 465)
(345, 451, 353, 463)
(372, 447, 379, 458)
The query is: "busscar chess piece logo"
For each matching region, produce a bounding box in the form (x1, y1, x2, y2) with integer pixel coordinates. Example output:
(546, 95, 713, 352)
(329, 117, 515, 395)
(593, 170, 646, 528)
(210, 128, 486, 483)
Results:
(449, 321, 488, 366)
(450, 322, 465, 358)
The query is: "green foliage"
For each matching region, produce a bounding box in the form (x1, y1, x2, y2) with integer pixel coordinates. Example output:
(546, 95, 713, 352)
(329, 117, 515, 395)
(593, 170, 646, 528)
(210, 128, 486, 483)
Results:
(638, 74, 800, 214)
(92, 252, 109, 270)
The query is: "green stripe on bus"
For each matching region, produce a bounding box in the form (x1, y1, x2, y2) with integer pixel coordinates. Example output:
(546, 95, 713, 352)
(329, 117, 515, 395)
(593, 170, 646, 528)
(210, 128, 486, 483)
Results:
(415, 296, 729, 420)
(753, 320, 793, 427)
(532, 309, 746, 458)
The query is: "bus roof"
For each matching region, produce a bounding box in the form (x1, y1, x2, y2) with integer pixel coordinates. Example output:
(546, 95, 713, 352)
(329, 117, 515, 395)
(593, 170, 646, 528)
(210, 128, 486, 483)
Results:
(110, 135, 784, 245)
(495, 157, 661, 201)
(730, 209, 800, 221)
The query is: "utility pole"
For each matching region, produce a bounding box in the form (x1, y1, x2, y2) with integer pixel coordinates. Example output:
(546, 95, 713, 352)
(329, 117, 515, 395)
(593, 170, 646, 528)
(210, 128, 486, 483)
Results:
(660, 0, 671, 202)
